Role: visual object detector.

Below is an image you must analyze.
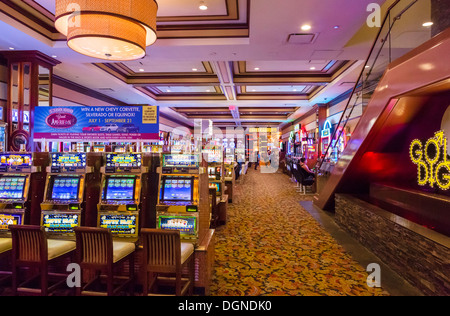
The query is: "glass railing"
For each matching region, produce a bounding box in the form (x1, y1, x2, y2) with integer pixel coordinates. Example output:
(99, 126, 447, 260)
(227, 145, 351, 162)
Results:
(317, 0, 435, 177)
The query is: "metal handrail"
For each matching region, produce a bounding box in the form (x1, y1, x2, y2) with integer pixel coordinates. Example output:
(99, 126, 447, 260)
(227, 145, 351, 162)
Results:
(317, 0, 411, 172)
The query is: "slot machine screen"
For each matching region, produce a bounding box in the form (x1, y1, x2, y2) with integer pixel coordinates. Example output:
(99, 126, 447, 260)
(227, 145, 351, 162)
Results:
(51, 176, 81, 201)
(0, 213, 23, 232)
(42, 213, 79, 234)
(158, 215, 197, 237)
(106, 153, 142, 167)
(161, 177, 193, 202)
(162, 154, 199, 168)
(209, 182, 220, 193)
(0, 176, 27, 199)
(104, 176, 136, 201)
(99, 214, 137, 237)
(51, 153, 86, 168)
(0, 154, 32, 168)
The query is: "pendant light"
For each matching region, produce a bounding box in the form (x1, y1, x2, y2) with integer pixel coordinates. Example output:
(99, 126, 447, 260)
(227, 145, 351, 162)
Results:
(55, 0, 158, 61)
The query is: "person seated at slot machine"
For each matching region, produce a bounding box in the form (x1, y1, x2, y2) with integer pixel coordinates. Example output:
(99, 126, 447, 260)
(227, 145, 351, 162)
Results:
(234, 158, 242, 180)
(300, 158, 315, 180)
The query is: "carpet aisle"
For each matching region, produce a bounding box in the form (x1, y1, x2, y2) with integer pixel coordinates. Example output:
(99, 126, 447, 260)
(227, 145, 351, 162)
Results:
(210, 168, 389, 296)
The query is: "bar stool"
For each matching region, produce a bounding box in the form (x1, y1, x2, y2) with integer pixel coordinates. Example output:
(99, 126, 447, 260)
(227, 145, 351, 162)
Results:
(141, 229, 194, 296)
(74, 227, 135, 296)
(9, 225, 76, 296)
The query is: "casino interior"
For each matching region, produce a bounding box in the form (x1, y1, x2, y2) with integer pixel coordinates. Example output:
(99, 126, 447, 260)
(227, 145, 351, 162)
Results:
(0, 0, 449, 297)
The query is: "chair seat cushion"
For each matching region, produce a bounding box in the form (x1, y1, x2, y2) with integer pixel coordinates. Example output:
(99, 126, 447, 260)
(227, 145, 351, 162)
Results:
(180, 242, 194, 264)
(47, 239, 76, 260)
(112, 242, 135, 263)
(0, 238, 12, 254)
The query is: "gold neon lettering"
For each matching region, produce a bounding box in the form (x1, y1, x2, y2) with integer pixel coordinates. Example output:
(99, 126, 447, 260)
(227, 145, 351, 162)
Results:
(410, 130, 450, 190)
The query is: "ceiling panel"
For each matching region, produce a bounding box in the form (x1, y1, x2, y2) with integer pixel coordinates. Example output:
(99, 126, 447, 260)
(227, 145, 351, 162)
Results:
(157, 0, 228, 17)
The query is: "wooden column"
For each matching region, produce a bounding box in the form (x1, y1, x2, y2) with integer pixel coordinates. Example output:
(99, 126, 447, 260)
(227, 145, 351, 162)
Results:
(0, 51, 60, 152)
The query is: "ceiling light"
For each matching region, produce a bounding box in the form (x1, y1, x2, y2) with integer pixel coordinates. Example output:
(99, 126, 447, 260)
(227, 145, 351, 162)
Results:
(310, 67, 316, 70)
(254, 67, 260, 71)
(52, 55, 58, 58)
(8, 47, 15, 50)
(301, 24, 312, 31)
(55, 0, 158, 61)
(333, 25, 340, 29)
(166, 89, 171, 92)
(422, 22, 433, 27)
(139, 68, 145, 72)
(199, 1, 208, 10)
(192, 68, 198, 71)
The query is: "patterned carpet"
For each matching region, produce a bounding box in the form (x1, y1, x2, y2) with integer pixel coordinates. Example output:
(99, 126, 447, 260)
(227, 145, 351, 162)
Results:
(210, 168, 389, 296)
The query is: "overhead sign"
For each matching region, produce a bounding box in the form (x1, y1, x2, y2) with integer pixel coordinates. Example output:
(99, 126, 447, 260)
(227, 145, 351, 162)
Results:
(33, 106, 159, 142)
(410, 130, 450, 190)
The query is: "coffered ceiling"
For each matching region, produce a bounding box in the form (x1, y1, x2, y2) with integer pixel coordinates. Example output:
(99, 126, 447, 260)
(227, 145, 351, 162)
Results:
(0, 0, 388, 128)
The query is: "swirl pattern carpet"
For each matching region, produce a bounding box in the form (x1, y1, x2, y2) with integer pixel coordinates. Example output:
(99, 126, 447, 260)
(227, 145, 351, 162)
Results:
(210, 168, 389, 296)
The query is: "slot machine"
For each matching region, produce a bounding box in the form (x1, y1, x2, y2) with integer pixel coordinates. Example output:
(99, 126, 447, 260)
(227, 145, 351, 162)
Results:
(40, 152, 91, 239)
(205, 147, 224, 197)
(97, 153, 148, 242)
(156, 154, 209, 245)
(223, 154, 235, 203)
(0, 153, 34, 236)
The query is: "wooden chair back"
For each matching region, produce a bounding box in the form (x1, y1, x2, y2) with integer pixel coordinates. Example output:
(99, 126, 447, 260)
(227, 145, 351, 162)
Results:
(9, 225, 47, 265)
(141, 229, 181, 274)
(74, 227, 113, 269)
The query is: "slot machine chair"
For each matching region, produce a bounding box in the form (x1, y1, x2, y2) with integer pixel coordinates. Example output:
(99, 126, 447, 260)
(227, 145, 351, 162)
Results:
(209, 188, 220, 228)
(9, 225, 76, 296)
(0, 238, 12, 284)
(297, 166, 315, 195)
(140, 229, 194, 296)
(74, 227, 135, 296)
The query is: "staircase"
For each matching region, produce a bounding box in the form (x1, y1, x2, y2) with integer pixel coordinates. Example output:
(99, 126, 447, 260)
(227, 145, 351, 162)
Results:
(315, 0, 445, 210)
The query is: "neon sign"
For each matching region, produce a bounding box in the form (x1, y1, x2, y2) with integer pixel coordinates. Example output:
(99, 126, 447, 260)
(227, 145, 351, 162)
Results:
(321, 120, 332, 138)
(409, 130, 450, 190)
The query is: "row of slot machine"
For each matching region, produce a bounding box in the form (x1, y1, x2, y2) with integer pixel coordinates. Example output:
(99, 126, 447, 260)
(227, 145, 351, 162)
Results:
(0, 152, 210, 246)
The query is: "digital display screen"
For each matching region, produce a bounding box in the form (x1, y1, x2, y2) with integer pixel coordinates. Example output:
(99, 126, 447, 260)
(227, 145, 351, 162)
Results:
(0, 213, 23, 231)
(162, 177, 193, 201)
(106, 153, 142, 168)
(209, 182, 220, 193)
(0, 154, 32, 167)
(158, 215, 197, 236)
(99, 214, 137, 237)
(163, 154, 199, 168)
(0, 176, 27, 199)
(42, 213, 79, 234)
(51, 153, 86, 167)
(51, 176, 80, 201)
(105, 176, 136, 201)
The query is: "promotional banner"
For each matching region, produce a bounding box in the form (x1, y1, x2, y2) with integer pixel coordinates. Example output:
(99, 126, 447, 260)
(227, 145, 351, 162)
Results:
(33, 106, 159, 142)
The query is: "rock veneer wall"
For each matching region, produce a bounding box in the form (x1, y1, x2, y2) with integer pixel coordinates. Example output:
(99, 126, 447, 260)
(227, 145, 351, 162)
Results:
(335, 194, 450, 296)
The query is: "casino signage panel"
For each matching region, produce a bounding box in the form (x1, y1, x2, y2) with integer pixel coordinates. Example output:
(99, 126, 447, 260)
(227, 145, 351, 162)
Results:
(410, 130, 450, 190)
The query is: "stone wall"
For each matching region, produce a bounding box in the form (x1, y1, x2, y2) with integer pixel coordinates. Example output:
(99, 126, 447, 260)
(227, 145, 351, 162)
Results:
(335, 194, 450, 296)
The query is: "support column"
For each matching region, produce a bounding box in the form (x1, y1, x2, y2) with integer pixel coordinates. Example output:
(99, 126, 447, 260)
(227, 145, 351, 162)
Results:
(0, 51, 60, 152)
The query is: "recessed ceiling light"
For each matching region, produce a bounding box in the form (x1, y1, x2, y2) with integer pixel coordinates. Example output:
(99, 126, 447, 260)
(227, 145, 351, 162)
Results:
(422, 22, 433, 27)
(166, 89, 171, 92)
(254, 67, 260, 71)
(52, 55, 58, 58)
(206, 89, 211, 92)
(192, 68, 198, 71)
(8, 47, 15, 50)
(310, 67, 316, 70)
(139, 68, 145, 72)
(301, 24, 312, 31)
(199, 1, 208, 10)
(333, 25, 340, 29)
